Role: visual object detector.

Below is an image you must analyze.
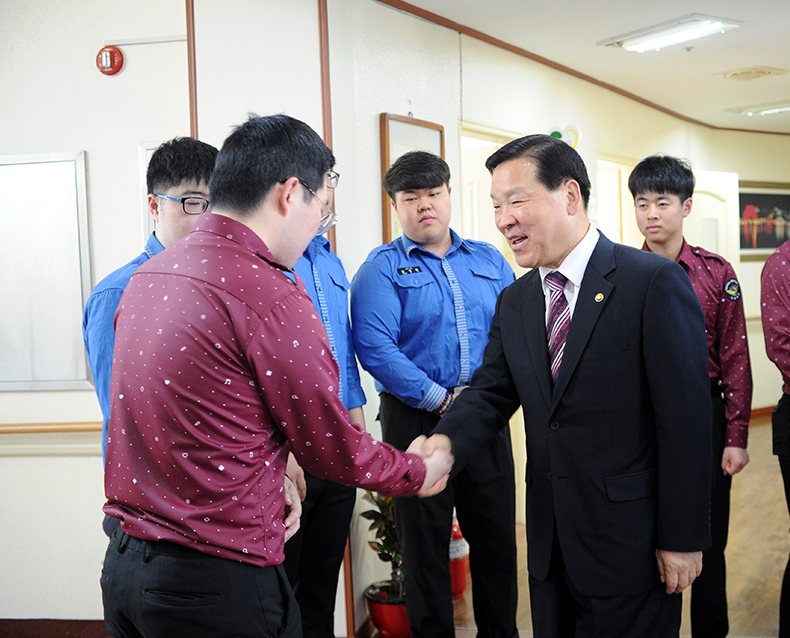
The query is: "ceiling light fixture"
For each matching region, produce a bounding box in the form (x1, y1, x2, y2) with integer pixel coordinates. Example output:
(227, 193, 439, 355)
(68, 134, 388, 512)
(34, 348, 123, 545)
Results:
(597, 14, 741, 53)
(757, 106, 790, 116)
(726, 101, 790, 117)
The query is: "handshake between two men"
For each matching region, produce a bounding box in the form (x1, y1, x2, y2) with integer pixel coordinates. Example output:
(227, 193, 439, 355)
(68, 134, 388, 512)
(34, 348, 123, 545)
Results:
(409, 433, 455, 498)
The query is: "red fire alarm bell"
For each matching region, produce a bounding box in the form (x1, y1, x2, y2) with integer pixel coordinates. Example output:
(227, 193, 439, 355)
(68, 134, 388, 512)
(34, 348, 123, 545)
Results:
(96, 46, 123, 75)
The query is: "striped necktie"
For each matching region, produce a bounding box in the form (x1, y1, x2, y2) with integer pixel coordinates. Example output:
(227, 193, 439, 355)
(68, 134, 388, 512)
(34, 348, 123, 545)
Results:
(545, 271, 570, 381)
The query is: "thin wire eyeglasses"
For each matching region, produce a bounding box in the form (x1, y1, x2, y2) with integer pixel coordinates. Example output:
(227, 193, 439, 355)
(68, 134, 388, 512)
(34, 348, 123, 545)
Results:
(300, 181, 337, 235)
(326, 171, 340, 189)
(155, 194, 210, 215)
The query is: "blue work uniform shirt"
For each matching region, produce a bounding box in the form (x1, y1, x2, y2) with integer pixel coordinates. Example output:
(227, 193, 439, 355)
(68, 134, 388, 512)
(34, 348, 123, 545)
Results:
(351, 230, 514, 412)
(293, 235, 366, 411)
(83, 233, 165, 461)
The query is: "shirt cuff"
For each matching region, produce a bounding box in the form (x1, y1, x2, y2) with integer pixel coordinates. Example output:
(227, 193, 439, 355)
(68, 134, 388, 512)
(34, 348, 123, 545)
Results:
(417, 381, 450, 413)
(725, 423, 749, 449)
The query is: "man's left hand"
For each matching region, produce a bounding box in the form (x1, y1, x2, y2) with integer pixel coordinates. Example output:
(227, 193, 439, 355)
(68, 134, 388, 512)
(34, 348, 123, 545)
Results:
(655, 549, 702, 594)
(283, 475, 302, 541)
(722, 446, 749, 476)
(286, 453, 307, 501)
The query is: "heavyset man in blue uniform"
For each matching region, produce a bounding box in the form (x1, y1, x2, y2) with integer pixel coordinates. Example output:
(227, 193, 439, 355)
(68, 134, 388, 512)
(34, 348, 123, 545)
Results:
(351, 151, 518, 638)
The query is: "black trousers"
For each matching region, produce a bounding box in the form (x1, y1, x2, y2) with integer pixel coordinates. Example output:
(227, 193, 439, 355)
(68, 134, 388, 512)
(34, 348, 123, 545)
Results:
(773, 393, 790, 638)
(690, 388, 731, 638)
(282, 471, 356, 638)
(101, 527, 301, 638)
(379, 392, 519, 638)
(529, 528, 682, 638)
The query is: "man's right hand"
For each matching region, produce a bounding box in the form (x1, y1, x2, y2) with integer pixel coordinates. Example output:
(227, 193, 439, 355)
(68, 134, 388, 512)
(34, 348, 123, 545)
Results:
(406, 434, 454, 497)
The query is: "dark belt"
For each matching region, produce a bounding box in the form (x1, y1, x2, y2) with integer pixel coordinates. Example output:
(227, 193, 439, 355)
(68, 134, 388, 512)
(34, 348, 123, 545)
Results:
(112, 527, 205, 561)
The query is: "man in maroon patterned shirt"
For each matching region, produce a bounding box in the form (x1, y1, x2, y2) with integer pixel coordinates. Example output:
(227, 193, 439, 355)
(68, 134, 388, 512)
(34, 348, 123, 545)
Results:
(761, 238, 790, 636)
(101, 114, 452, 638)
(629, 155, 752, 638)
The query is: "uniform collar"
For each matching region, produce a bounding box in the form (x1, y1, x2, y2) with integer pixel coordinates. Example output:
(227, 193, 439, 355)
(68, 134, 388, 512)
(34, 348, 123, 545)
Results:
(401, 229, 472, 258)
(304, 234, 331, 260)
(144, 232, 166, 259)
(641, 238, 694, 273)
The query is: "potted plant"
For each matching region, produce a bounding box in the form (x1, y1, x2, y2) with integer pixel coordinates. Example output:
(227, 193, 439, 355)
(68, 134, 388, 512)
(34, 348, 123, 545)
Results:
(359, 491, 410, 638)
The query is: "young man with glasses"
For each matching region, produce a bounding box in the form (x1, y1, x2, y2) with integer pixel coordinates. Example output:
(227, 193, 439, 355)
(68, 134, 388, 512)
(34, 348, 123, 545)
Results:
(100, 115, 452, 638)
(83, 136, 218, 473)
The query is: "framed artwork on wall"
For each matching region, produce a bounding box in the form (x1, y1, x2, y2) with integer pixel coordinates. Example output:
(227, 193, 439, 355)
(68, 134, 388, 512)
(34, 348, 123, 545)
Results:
(380, 113, 445, 244)
(739, 180, 790, 258)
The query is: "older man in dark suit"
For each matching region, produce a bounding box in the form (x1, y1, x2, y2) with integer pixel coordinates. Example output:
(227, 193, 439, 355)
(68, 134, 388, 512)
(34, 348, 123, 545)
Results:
(426, 134, 712, 637)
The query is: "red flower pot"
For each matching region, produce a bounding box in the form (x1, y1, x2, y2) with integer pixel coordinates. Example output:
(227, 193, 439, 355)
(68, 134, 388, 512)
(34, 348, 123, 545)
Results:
(364, 582, 410, 638)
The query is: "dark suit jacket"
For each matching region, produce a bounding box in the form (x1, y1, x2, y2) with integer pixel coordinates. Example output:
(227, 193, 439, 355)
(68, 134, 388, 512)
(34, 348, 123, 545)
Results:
(434, 232, 712, 598)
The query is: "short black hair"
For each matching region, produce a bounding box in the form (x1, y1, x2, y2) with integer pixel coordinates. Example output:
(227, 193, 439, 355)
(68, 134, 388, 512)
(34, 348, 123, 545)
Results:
(382, 151, 450, 201)
(146, 137, 218, 195)
(628, 155, 695, 203)
(485, 134, 591, 209)
(209, 114, 335, 217)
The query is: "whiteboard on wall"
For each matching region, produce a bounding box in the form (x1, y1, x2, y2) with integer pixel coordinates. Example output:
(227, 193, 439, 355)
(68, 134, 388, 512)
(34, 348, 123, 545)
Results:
(0, 151, 93, 390)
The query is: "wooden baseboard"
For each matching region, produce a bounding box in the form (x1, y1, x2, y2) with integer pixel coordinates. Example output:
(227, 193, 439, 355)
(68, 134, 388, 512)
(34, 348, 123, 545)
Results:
(752, 405, 775, 419)
(0, 617, 364, 638)
(0, 619, 111, 638)
(356, 615, 376, 638)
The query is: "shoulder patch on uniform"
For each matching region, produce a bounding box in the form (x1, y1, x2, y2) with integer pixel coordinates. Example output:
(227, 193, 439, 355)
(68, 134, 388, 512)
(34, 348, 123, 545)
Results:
(397, 266, 422, 275)
(724, 278, 740, 301)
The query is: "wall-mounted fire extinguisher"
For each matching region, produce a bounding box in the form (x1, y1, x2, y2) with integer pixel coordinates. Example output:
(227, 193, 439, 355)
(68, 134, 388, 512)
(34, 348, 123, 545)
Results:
(449, 516, 469, 599)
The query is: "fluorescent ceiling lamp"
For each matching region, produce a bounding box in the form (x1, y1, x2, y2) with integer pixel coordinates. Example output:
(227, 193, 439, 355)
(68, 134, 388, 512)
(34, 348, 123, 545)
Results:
(725, 101, 790, 117)
(598, 14, 741, 53)
(726, 101, 790, 117)
(757, 106, 790, 116)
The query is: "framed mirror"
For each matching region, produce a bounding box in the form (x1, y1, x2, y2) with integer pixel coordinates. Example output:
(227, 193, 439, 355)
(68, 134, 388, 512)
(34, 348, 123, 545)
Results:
(0, 151, 93, 392)
(379, 113, 445, 243)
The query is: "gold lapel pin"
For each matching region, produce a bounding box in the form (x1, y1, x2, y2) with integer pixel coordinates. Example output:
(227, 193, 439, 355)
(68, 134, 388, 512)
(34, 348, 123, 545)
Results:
(595, 293, 604, 303)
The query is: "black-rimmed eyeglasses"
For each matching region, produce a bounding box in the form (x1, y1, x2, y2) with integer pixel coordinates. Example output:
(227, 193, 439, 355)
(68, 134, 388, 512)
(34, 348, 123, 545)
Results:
(300, 181, 337, 235)
(155, 194, 210, 215)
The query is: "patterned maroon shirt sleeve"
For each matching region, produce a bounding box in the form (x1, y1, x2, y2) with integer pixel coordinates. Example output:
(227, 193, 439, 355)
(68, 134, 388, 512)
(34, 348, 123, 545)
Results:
(762, 240, 790, 396)
(711, 258, 752, 448)
(247, 290, 426, 493)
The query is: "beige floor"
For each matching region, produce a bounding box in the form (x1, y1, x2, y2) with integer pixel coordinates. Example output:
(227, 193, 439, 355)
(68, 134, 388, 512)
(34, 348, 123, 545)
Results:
(453, 416, 788, 637)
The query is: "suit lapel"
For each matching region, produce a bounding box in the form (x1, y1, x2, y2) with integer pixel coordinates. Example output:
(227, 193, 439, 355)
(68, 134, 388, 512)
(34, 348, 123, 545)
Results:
(521, 272, 553, 407)
(551, 234, 616, 409)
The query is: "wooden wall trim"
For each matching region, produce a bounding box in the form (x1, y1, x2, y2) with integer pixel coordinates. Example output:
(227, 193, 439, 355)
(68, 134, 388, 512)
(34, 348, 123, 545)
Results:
(319, 0, 333, 150)
(752, 406, 776, 420)
(374, 0, 790, 138)
(318, 0, 337, 250)
(343, 536, 355, 638)
(317, 4, 349, 635)
(0, 422, 101, 434)
(186, 0, 198, 139)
